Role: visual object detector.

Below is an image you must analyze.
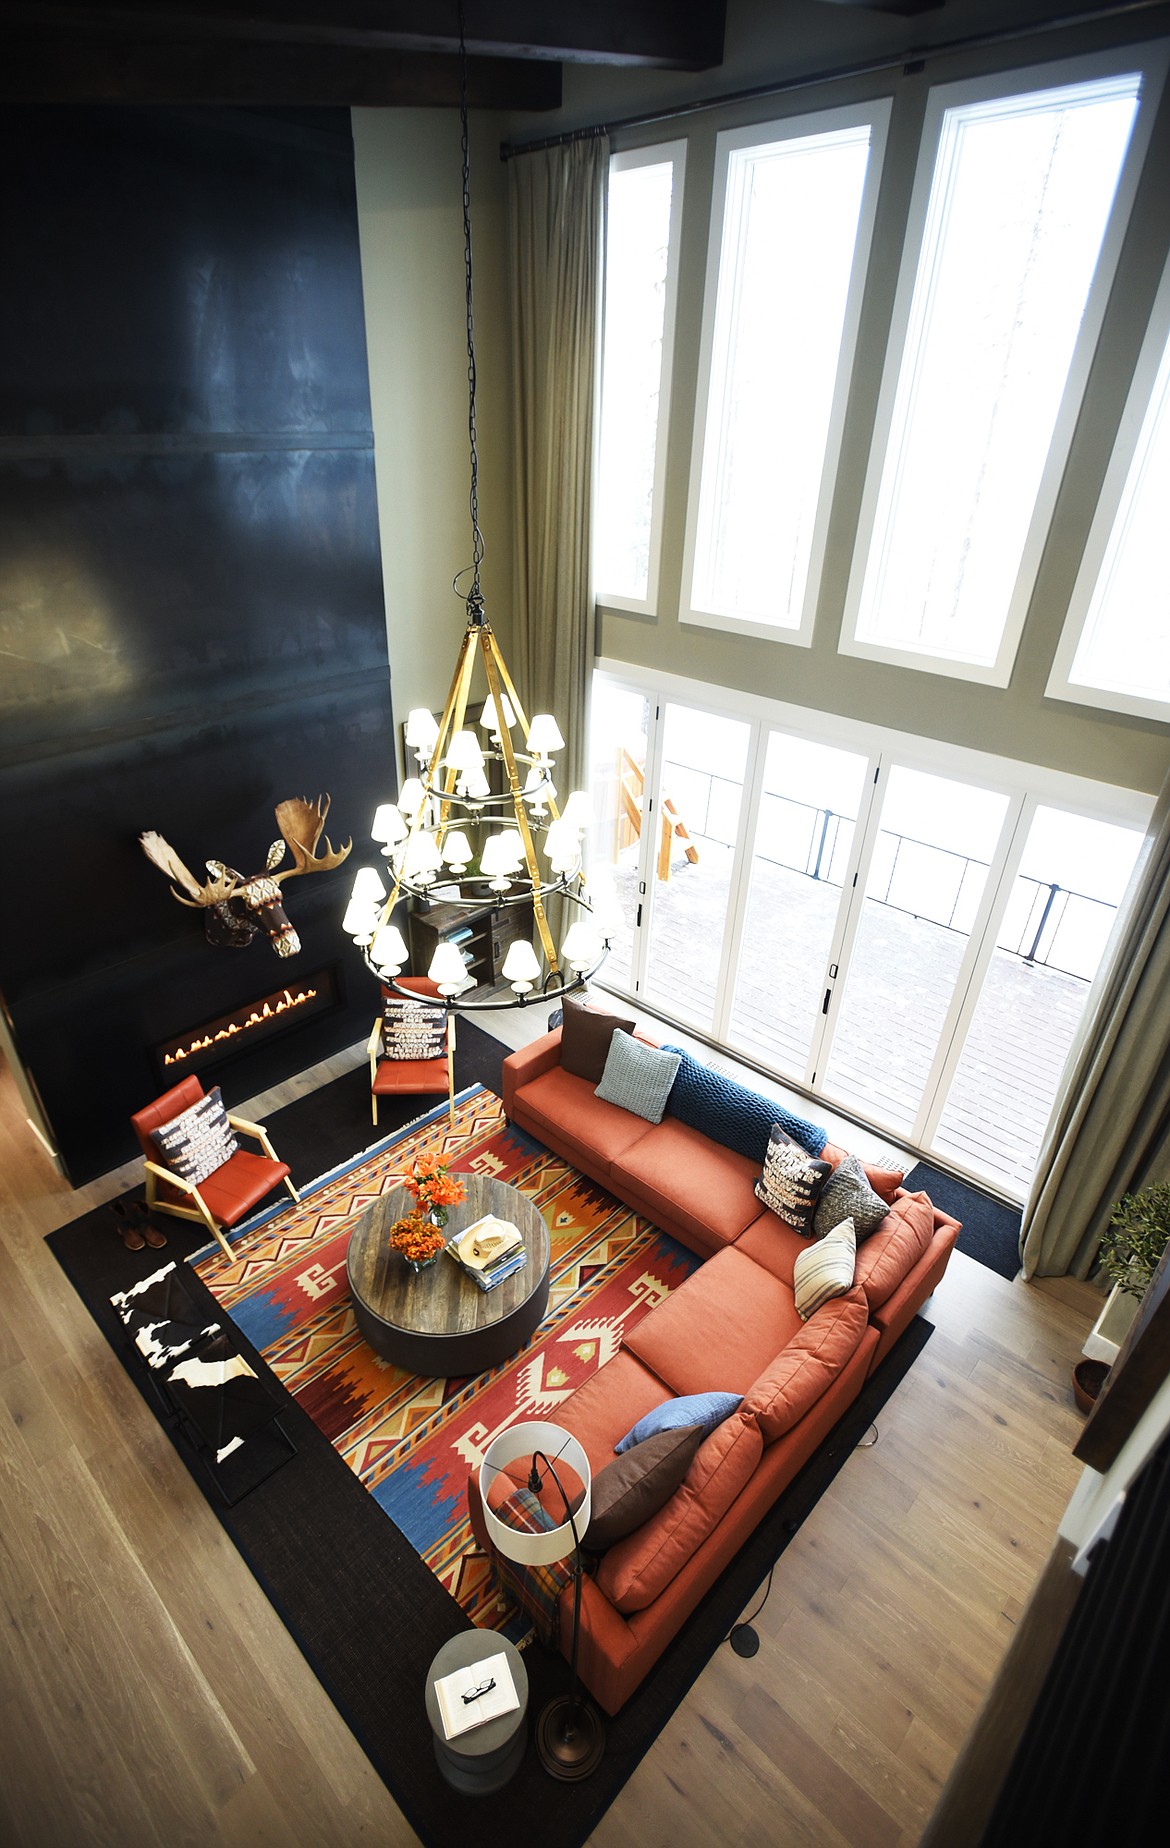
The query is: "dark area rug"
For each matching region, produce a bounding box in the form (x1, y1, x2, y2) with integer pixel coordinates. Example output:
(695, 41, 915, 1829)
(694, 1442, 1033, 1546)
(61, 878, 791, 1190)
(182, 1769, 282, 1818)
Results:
(47, 1028, 934, 1848)
(902, 1161, 1022, 1282)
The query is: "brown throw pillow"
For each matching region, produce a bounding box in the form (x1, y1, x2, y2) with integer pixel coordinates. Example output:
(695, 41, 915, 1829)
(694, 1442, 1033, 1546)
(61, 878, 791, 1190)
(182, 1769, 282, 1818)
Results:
(584, 1422, 705, 1552)
(560, 993, 636, 1084)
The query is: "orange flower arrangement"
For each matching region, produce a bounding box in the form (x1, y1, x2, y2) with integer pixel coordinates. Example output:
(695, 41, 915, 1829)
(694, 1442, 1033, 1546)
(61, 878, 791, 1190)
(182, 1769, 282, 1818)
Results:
(404, 1154, 466, 1216)
(389, 1210, 447, 1265)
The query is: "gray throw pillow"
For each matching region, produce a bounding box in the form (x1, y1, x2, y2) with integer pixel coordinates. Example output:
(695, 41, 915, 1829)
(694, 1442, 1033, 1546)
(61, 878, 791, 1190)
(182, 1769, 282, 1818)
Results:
(813, 1153, 890, 1242)
(595, 1031, 681, 1123)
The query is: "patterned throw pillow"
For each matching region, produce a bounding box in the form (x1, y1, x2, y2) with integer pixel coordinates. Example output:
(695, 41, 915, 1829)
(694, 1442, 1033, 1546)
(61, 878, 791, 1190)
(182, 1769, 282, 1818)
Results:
(382, 994, 446, 1061)
(754, 1123, 833, 1235)
(150, 1085, 238, 1182)
(595, 1031, 681, 1123)
(813, 1153, 891, 1242)
(793, 1218, 857, 1319)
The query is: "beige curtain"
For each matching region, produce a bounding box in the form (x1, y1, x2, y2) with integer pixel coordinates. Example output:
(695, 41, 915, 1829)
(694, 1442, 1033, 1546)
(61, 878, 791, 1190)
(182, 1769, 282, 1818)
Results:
(1020, 767, 1170, 1278)
(507, 135, 609, 800)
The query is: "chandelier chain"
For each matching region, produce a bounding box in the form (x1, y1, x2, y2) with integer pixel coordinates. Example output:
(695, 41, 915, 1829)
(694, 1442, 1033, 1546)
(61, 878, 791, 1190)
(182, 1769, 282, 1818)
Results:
(459, 1, 486, 618)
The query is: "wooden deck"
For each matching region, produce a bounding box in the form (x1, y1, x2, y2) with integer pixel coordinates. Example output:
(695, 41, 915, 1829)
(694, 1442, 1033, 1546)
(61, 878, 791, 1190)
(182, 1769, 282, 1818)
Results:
(608, 846, 1088, 1201)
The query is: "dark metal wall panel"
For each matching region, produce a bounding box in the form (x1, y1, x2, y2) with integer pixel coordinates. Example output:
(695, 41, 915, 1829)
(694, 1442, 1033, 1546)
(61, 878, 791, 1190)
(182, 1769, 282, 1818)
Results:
(0, 106, 393, 1183)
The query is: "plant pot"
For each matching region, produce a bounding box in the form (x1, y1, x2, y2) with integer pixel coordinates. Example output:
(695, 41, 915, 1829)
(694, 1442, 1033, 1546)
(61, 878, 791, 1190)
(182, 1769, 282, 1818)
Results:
(1073, 1358, 1110, 1414)
(1082, 1283, 1140, 1365)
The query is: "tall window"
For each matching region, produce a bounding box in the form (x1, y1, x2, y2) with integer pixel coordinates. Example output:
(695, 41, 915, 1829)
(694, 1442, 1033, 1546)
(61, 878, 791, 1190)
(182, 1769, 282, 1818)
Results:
(682, 102, 889, 643)
(594, 143, 685, 611)
(1047, 250, 1170, 720)
(842, 60, 1152, 684)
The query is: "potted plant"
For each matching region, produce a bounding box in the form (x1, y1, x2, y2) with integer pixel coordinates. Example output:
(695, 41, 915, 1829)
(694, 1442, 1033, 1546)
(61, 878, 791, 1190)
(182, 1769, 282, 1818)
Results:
(1083, 1182, 1170, 1368)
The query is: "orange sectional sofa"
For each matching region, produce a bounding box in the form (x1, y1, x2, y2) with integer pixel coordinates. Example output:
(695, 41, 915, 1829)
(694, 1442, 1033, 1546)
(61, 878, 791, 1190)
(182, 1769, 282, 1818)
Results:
(468, 1022, 961, 1716)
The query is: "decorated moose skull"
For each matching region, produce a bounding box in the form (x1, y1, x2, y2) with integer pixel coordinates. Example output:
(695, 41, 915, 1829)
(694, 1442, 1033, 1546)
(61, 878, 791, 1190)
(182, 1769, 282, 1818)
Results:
(140, 795, 352, 958)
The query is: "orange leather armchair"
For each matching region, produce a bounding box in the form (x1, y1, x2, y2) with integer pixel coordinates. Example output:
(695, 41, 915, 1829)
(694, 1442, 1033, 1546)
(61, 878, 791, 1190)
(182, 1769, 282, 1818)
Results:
(368, 974, 454, 1126)
(131, 1076, 299, 1260)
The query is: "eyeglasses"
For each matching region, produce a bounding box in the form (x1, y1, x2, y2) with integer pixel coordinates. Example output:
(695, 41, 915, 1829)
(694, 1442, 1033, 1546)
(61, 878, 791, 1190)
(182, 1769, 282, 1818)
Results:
(461, 1677, 496, 1704)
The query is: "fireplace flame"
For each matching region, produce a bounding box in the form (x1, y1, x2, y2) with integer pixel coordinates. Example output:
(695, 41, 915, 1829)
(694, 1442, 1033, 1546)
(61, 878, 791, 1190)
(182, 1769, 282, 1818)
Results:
(163, 986, 319, 1066)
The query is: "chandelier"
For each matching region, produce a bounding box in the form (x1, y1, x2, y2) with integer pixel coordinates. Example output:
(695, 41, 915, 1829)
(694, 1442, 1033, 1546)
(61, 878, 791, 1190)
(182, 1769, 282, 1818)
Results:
(341, 13, 617, 1009)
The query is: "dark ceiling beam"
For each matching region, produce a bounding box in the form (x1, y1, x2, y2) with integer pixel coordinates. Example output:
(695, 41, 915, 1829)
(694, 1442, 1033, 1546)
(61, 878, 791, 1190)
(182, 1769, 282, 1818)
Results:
(1, 2, 727, 69)
(0, 35, 563, 107)
(817, 1, 943, 13)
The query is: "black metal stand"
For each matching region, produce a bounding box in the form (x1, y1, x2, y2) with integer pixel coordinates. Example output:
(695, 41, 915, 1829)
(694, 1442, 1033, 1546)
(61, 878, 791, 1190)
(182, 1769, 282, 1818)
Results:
(529, 1450, 606, 1781)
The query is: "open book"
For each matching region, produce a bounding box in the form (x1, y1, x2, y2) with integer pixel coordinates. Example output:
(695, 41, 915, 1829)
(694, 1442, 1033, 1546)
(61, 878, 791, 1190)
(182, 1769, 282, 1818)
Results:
(433, 1650, 520, 1739)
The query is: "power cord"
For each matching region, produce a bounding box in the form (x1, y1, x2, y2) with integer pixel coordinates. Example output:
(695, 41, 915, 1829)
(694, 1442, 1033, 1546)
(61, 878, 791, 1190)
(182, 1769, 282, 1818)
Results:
(726, 1421, 881, 1656)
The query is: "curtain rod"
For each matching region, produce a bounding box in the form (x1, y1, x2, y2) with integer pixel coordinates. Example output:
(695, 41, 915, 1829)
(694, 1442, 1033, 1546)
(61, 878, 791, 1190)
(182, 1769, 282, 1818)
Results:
(499, 0, 1168, 160)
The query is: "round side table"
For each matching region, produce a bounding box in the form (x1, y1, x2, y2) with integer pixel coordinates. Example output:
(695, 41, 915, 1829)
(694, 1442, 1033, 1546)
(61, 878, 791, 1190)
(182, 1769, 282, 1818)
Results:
(424, 1630, 529, 1795)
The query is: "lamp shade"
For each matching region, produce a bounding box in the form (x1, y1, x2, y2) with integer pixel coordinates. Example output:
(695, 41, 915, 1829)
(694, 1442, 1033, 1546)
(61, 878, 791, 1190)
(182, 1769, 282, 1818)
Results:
(371, 803, 407, 847)
(561, 920, 601, 972)
(350, 866, 386, 904)
(526, 714, 564, 757)
(561, 790, 592, 830)
(502, 938, 541, 990)
(480, 1421, 591, 1566)
(457, 763, 492, 802)
(441, 829, 473, 870)
(444, 729, 486, 772)
(342, 898, 378, 940)
(368, 922, 408, 972)
(480, 693, 516, 733)
(405, 708, 440, 755)
(397, 777, 427, 818)
(428, 940, 470, 991)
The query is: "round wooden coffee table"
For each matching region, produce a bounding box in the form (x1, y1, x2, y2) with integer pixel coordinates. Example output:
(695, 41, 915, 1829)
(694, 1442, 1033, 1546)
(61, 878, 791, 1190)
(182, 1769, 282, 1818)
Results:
(346, 1174, 550, 1376)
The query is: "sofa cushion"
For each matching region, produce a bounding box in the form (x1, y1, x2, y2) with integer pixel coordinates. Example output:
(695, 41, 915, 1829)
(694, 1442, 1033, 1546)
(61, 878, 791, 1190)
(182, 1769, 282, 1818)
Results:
(743, 1286, 869, 1441)
(553, 1350, 676, 1477)
(664, 1047, 828, 1162)
(596, 1408, 764, 1613)
(754, 1124, 833, 1235)
(624, 1246, 805, 1397)
(854, 1191, 936, 1310)
(793, 1217, 857, 1318)
(613, 1118, 765, 1251)
(615, 1391, 742, 1455)
(560, 993, 637, 1082)
(511, 1065, 653, 1176)
(813, 1154, 890, 1242)
(596, 1032, 681, 1123)
(586, 1423, 707, 1550)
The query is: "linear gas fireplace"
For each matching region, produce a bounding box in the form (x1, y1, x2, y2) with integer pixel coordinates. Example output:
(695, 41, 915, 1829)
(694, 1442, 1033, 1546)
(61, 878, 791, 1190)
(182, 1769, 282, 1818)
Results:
(156, 966, 340, 1077)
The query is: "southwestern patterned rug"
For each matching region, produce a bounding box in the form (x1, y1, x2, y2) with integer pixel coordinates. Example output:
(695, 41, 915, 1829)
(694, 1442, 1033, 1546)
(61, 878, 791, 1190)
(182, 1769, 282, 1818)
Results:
(48, 1050, 933, 1848)
(190, 1085, 702, 1634)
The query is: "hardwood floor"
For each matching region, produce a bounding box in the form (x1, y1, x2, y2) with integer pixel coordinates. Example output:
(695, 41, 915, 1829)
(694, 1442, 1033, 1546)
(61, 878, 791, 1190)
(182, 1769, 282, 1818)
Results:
(0, 1045, 1101, 1846)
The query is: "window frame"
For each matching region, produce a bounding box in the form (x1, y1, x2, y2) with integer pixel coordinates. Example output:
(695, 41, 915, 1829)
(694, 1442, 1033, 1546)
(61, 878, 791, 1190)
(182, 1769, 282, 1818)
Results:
(838, 45, 1167, 688)
(1046, 244, 1170, 722)
(593, 138, 687, 617)
(678, 97, 892, 648)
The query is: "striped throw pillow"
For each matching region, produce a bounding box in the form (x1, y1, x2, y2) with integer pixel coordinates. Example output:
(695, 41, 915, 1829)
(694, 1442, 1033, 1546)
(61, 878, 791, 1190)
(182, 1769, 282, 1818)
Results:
(793, 1217, 857, 1319)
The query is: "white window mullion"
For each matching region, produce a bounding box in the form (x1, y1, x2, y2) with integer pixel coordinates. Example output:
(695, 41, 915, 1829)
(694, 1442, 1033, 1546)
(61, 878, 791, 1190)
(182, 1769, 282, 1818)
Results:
(711, 719, 768, 1043)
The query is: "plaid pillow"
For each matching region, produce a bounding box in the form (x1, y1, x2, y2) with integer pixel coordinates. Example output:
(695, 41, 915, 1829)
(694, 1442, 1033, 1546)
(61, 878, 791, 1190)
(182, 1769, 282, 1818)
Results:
(489, 1487, 575, 1648)
(382, 994, 445, 1061)
(754, 1123, 833, 1236)
(150, 1085, 238, 1183)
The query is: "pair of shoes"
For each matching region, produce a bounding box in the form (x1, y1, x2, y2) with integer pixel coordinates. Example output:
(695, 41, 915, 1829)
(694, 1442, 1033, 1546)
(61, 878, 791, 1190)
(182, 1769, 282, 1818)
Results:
(110, 1199, 145, 1251)
(131, 1200, 168, 1249)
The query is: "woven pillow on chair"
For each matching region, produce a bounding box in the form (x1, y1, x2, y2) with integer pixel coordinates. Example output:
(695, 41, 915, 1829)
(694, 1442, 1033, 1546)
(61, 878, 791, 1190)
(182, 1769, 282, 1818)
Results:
(150, 1085, 238, 1182)
(489, 1487, 575, 1648)
(382, 994, 445, 1060)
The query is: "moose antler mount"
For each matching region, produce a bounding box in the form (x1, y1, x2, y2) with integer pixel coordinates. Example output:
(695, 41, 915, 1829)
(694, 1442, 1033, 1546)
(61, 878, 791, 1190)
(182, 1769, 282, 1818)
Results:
(140, 795, 352, 958)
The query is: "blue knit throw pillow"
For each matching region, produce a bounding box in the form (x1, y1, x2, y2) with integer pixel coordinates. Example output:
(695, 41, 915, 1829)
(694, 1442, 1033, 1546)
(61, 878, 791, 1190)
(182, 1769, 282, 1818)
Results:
(664, 1047, 827, 1164)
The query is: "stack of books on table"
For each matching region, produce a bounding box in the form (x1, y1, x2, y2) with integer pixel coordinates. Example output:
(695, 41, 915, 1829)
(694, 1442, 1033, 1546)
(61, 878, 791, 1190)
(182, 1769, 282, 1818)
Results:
(446, 1214, 527, 1292)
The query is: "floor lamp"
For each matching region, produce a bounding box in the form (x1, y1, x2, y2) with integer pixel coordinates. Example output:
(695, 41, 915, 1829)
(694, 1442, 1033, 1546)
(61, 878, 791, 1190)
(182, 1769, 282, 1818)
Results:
(480, 1420, 606, 1780)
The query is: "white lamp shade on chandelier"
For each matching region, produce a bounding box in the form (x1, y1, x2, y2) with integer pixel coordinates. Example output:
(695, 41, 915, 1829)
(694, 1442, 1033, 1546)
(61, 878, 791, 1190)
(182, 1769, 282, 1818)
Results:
(404, 708, 440, 756)
(526, 713, 564, 759)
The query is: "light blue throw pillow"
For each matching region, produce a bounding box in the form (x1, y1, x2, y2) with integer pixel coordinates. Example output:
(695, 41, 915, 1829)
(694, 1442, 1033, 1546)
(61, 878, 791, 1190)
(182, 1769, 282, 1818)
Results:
(595, 1031, 681, 1124)
(615, 1390, 743, 1454)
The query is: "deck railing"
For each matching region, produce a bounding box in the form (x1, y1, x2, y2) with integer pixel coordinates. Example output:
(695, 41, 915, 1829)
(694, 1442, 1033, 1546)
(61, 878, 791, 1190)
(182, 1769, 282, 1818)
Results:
(662, 764, 1113, 984)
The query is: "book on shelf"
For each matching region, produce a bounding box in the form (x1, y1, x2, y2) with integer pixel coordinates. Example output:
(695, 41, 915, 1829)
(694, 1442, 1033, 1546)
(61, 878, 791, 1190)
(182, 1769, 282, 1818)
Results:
(433, 1650, 520, 1739)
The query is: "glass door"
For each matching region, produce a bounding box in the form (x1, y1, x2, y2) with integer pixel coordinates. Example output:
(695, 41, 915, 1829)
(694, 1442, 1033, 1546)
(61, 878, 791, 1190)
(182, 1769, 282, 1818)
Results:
(585, 684, 655, 997)
(820, 764, 1013, 1137)
(727, 730, 873, 1080)
(640, 702, 753, 1033)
